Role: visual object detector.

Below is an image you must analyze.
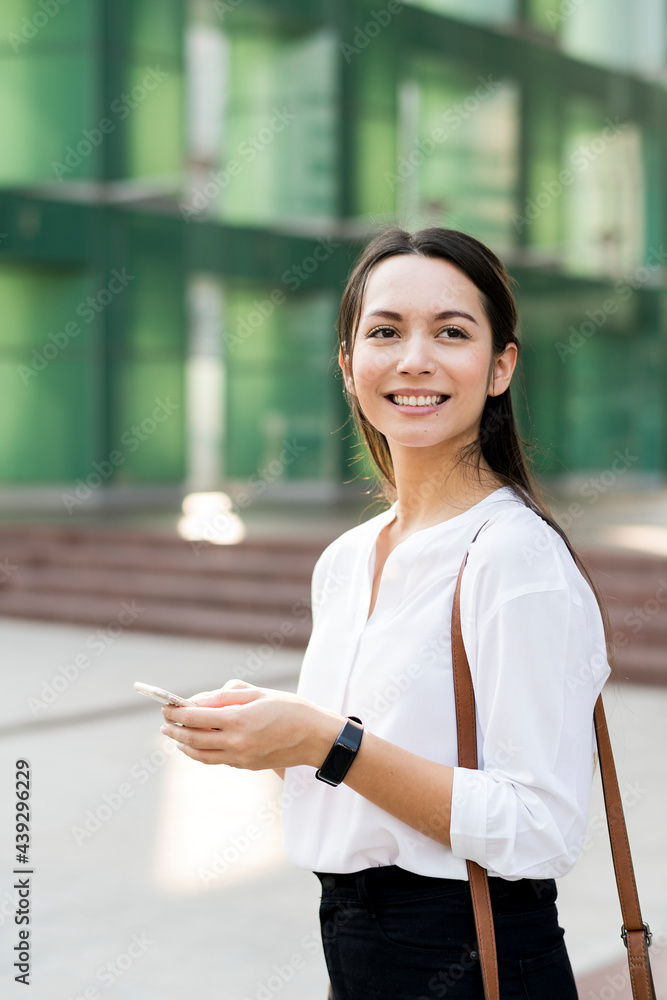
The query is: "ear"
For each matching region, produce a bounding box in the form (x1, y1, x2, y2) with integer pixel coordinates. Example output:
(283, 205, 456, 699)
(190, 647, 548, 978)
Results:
(487, 342, 518, 397)
(338, 346, 356, 396)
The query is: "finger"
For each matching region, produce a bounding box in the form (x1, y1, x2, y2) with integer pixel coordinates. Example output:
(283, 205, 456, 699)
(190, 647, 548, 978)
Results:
(161, 704, 237, 728)
(159, 718, 227, 745)
(175, 743, 229, 766)
(160, 721, 228, 750)
(185, 685, 262, 709)
(185, 688, 219, 702)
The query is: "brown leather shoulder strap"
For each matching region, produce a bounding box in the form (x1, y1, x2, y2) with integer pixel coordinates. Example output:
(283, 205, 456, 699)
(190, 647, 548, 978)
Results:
(451, 525, 656, 1000)
(452, 532, 499, 1000)
(594, 697, 656, 999)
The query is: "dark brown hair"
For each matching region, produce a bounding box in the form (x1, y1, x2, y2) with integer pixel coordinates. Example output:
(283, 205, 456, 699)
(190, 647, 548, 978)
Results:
(336, 225, 614, 661)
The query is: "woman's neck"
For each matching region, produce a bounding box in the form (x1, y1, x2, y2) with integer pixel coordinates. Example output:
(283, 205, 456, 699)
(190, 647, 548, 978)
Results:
(388, 447, 503, 535)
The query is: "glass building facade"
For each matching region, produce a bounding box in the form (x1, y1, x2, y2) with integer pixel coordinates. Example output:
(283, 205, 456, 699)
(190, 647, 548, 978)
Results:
(0, 0, 665, 503)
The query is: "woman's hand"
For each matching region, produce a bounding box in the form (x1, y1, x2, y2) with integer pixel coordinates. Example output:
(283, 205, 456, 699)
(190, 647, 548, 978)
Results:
(159, 679, 344, 770)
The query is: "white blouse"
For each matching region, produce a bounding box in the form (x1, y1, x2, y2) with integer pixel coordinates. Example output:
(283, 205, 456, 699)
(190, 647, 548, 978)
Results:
(281, 486, 611, 881)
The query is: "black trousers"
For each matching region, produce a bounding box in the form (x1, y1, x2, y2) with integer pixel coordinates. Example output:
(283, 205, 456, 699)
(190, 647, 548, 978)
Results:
(314, 865, 579, 999)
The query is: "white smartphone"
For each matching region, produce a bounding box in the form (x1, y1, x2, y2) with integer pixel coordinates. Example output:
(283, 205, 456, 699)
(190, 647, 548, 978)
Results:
(133, 681, 194, 707)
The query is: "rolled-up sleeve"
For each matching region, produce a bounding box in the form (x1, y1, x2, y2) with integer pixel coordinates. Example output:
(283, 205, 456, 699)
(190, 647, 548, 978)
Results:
(448, 582, 611, 880)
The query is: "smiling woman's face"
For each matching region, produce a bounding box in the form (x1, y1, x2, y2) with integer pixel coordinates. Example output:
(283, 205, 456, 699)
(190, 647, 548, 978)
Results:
(339, 253, 516, 455)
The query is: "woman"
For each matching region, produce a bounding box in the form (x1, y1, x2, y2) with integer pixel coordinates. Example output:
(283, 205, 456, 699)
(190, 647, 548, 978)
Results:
(160, 227, 612, 998)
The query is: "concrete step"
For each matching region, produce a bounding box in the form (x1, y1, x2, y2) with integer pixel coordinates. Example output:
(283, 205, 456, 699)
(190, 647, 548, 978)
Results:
(584, 547, 667, 658)
(3, 563, 312, 611)
(0, 534, 321, 579)
(0, 523, 320, 649)
(0, 589, 312, 648)
(0, 527, 664, 684)
(609, 642, 667, 686)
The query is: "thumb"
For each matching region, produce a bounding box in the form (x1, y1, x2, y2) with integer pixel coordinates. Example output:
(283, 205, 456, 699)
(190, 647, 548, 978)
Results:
(189, 679, 261, 707)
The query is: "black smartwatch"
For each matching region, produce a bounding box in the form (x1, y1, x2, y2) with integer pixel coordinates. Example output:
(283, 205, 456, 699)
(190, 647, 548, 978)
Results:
(315, 716, 364, 787)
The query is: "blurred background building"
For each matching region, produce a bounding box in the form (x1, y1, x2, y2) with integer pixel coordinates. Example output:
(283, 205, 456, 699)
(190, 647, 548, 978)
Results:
(1, 0, 666, 513)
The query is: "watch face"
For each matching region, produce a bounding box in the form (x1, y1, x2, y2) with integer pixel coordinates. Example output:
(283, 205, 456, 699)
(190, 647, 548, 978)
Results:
(329, 745, 355, 769)
(315, 719, 363, 786)
(316, 744, 356, 785)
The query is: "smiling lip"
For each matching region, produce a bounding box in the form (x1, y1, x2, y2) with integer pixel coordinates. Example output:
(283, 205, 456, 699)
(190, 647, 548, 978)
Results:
(386, 388, 447, 396)
(385, 392, 450, 411)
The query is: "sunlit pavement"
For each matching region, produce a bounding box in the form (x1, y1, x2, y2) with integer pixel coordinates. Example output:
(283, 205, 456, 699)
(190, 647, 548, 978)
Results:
(1, 616, 666, 1000)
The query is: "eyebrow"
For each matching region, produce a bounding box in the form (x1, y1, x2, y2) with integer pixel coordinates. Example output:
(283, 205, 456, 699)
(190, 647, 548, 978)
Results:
(362, 309, 479, 326)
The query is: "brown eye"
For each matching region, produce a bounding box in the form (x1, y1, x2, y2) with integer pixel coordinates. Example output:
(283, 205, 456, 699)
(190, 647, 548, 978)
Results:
(367, 326, 397, 339)
(440, 326, 470, 339)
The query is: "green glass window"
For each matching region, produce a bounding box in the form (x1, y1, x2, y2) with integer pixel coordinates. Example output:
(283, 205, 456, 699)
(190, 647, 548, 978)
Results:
(108, 218, 185, 483)
(517, 275, 663, 475)
(519, 92, 648, 278)
(0, 49, 97, 185)
(349, 22, 399, 221)
(559, 0, 665, 76)
(0, 262, 97, 483)
(223, 286, 340, 483)
(192, 17, 337, 227)
(0, 1, 183, 186)
(561, 100, 645, 277)
(393, 53, 519, 251)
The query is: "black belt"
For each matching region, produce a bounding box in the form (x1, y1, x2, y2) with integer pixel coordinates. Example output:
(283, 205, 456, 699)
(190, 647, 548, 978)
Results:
(314, 865, 466, 892)
(314, 865, 556, 905)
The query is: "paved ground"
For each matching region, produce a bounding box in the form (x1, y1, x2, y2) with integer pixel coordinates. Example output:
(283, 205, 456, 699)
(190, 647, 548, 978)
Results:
(1, 616, 666, 1000)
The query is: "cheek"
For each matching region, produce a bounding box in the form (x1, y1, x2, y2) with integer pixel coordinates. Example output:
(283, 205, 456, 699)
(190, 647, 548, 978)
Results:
(453, 349, 493, 394)
(351, 348, 387, 389)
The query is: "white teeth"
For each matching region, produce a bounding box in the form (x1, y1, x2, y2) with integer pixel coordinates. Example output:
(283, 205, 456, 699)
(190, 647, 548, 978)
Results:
(390, 394, 446, 407)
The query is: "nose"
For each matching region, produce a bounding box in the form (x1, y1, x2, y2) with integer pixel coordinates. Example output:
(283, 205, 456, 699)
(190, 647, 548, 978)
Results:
(396, 333, 437, 375)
